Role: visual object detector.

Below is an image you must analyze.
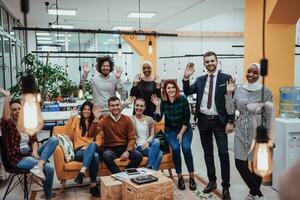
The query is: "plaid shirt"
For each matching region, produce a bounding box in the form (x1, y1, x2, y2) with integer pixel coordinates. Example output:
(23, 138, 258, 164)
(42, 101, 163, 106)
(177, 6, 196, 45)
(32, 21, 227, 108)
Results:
(154, 95, 190, 131)
(0, 118, 37, 168)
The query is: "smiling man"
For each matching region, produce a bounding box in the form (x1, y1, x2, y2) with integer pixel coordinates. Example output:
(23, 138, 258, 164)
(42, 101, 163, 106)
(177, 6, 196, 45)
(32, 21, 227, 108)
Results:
(182, 51, 234, 200)
(89, 96, 143, 174)
(82, 56, 126, 115)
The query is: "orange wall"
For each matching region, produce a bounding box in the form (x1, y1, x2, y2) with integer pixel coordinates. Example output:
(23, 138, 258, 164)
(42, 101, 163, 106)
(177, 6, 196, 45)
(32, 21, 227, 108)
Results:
(123, 35, 157, 74)
(244, 0, 298, 116)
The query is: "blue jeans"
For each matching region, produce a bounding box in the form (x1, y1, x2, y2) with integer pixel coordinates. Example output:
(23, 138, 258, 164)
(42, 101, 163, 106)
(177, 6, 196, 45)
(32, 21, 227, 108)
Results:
(74, 142, 100, 183)
(136, 138, 163, 170)
(165, 127, 194, 174)
(102, 146, 143, 174)
(16, 136, 59, 199)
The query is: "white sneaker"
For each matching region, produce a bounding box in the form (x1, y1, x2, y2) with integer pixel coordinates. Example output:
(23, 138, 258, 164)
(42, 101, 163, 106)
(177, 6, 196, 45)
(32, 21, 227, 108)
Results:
(30, 165, 46, 181)
(245, 194, 256, 200)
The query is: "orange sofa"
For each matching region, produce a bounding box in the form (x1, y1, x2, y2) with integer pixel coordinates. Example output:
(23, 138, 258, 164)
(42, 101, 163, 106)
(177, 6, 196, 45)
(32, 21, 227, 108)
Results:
(52, 118, 174, 190)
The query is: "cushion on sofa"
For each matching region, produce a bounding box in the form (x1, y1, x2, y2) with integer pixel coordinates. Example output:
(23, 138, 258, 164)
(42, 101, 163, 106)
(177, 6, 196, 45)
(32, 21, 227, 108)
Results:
(57, 134, 75, 162)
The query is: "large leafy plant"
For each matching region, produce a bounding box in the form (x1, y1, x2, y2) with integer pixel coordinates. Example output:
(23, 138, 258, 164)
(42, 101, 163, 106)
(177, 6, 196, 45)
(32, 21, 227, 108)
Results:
(9, 54, 78, 101)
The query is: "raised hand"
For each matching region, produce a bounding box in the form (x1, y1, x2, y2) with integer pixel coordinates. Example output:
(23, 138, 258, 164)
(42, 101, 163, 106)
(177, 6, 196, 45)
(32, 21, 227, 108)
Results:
(83, 63, 91, 74)
(151, 94, 161, 106)
(226, 78, 236, 94)
(154, 74, 161, 85)
(184, 62, 195, 78)
(70, 107, 78, 117)
(0, 87, 10, 97)
(133, 73, 142, 85)
(93, 105, 102, 119)
(115, 67, 123, 80)
(124, 96, 136, 106)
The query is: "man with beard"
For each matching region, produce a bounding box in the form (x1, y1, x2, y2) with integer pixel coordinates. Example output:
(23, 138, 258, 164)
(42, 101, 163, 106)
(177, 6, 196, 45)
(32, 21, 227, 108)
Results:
(82, 56, 126, 115)
(89, 96, 143, 174)
(182, 51, 234, 200)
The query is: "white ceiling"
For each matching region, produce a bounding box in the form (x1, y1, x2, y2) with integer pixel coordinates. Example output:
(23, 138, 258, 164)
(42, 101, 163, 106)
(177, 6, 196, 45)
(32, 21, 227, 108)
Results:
(3, 0, 244, 31)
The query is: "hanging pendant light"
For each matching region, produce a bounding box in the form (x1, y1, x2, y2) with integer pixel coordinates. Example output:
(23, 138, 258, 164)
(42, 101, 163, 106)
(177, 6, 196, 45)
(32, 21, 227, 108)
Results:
(17, 72, 44, 136)
(253, 126, 273, 177)
(148, 36, 153, 54)
(78, 84, 84, 99)
(118, 35, 122, 57)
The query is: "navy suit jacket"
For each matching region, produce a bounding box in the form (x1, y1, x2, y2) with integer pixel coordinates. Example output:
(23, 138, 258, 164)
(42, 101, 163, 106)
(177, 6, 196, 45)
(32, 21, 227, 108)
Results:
(183, 71, 234, 125)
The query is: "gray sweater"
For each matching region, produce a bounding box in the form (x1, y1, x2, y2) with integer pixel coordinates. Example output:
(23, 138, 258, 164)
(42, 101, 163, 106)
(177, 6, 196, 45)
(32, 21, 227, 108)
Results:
(90, 73, 126, 113)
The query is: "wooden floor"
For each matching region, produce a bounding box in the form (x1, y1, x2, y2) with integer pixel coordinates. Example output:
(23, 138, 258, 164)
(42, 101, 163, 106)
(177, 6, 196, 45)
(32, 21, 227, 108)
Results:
(0, 129, 280, 200)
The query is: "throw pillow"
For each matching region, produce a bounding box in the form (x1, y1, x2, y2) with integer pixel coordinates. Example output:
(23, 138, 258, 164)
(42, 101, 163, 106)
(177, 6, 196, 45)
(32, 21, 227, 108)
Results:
(57, 134, 75, 162)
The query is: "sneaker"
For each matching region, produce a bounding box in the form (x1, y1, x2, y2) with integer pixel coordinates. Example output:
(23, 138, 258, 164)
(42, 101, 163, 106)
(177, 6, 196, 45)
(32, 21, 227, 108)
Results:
(30, 165, 46, 181)
(90, 186, 100, 197)
(245, 194, 255, 200)
(74, 172, 85, 184)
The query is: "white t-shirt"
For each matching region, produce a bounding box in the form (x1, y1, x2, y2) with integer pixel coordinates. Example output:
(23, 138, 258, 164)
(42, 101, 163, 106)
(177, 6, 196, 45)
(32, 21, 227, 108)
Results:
(19, 132, 31, 154)
(134, 117, 149, 146)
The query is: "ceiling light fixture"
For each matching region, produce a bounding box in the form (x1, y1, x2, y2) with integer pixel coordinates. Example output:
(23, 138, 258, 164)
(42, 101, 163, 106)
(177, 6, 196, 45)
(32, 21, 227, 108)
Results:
(36, 32, 50, 36)
(118, 35, 122, 57)
(112, 26, 134, 30)
(54, 33, 72, 37)
(51, 24, 74, 29)
(37, 41, 53, 44)
(48, 8, 77, 16)
(148, 36, 153, 54)
(127, 12, 156, 18)
(36, 37, 52, 40)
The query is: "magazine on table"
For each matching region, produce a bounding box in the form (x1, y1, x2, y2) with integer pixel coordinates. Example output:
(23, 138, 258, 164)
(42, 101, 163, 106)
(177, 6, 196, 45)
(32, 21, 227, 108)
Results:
(111, 168, 152, 181)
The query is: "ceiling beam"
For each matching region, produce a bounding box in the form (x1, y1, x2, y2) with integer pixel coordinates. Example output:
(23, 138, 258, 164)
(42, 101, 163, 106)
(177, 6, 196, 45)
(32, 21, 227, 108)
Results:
(13, 26, 178, 37)
(176, 31, 243, 37)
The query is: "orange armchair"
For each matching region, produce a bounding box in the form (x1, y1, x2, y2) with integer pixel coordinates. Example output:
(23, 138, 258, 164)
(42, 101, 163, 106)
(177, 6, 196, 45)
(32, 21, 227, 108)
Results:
(52, 118, 174, 190)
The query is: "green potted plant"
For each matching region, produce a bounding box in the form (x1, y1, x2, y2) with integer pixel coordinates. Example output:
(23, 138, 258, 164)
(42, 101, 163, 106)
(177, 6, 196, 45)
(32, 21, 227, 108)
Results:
(9, 54, 78, 102)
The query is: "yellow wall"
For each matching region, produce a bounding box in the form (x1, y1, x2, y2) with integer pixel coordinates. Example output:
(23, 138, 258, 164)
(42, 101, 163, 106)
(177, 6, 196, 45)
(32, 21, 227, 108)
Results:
(123, 35, 157, 74)
(244, 0, 299, 116)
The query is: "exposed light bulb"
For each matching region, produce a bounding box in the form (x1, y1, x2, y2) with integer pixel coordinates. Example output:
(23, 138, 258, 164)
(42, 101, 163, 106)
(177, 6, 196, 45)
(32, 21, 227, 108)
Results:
(118, 43, 122, 57)
(18, 93, 44, 136)
(253, 126, 273, 177)
(17, 72, 43, 136)
(148, 40, 153, 54)
(37, 91, 41, 103)
(78, 85, 84, 99)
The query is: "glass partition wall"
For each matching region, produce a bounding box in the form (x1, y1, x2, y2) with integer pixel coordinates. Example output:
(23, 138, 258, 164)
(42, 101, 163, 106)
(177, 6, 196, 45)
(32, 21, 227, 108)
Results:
(35, 31, 136, 86)
(0, 2, 26, 90)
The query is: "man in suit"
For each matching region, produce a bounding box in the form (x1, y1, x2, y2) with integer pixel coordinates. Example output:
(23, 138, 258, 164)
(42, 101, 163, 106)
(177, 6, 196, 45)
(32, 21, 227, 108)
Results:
(182, 51, 234, 200)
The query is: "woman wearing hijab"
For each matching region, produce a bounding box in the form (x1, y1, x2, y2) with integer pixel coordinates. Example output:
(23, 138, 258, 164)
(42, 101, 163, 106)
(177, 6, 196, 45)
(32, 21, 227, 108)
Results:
(225, 63, 273, 200)
(130, 61, 161, 118)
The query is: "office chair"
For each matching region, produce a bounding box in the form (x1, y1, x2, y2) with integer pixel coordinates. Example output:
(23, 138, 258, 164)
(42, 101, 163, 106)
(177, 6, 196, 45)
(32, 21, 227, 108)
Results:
(0, 136, 42, 200)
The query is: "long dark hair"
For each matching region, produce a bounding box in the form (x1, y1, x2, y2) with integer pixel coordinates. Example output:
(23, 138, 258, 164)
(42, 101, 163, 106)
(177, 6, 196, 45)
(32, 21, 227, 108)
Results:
(79, 101, 94, 137)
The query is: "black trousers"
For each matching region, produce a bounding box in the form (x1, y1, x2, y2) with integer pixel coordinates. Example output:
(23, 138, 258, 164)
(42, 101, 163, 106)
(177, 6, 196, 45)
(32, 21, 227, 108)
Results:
(102, 146, 143, 174)
(197, 115, 230, 189)
(235, 159, 263, 197)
